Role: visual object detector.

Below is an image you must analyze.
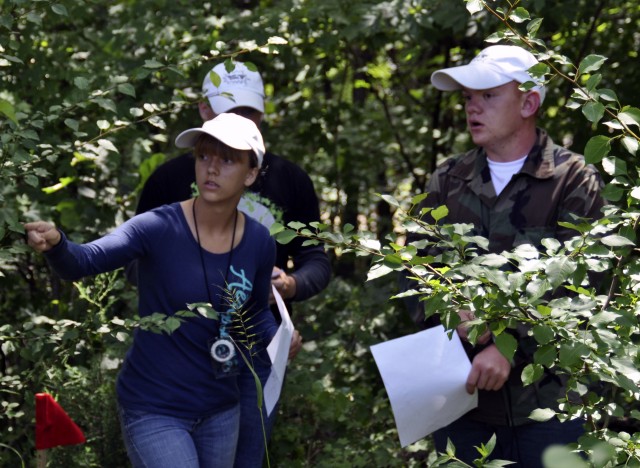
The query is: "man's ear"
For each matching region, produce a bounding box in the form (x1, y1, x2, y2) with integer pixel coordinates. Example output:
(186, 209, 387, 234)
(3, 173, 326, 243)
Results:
(521, 91, 541, 118)
(199, 101, 216, 121)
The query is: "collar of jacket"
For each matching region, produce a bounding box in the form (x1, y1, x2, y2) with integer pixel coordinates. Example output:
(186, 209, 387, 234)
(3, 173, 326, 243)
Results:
(448, 128, 557, 182)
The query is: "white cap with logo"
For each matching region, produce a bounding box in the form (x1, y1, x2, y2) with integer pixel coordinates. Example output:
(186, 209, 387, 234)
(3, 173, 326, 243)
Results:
(174, 113, 265, 167)
(431, 45, 545, 103)
(202, 61, 266, 114)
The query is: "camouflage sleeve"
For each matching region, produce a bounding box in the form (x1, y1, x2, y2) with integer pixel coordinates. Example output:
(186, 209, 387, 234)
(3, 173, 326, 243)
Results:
(556, 160, 605, 243)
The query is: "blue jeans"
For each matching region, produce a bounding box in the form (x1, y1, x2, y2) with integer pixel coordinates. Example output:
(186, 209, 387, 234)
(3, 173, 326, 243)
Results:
(234, 347, 278, 468)
(119, 404, 240, 468)
(433, 415, 584, 468)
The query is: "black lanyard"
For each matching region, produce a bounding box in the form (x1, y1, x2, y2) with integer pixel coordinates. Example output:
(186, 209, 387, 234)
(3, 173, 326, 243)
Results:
(192, 197, 238, 310)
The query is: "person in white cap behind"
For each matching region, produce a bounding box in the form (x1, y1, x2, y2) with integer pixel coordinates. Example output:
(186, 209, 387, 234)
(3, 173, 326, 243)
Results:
(24, 113, 279, 467)
(135, 60, 331, 467)
(402, 44, 604, 465)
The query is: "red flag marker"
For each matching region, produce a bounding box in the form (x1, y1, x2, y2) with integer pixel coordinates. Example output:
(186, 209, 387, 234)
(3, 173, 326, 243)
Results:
(35, 393, 86, 467)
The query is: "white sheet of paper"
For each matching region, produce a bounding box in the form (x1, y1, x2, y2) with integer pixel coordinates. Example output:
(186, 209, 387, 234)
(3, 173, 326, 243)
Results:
(370, 325, 478, 447)
(263, 286, 294, 416)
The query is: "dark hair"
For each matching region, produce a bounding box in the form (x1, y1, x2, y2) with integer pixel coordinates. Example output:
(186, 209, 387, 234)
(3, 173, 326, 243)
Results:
(193, 134, 258, 168)
(229, 106, 262, 122)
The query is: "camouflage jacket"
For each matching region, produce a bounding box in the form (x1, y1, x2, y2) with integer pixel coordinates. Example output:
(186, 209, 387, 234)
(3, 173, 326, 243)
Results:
(419, 128, 605, 426)
(424, 128, 604, 251)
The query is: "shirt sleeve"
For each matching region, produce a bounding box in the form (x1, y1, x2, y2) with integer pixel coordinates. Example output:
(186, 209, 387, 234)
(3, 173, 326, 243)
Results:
(44, 214, 154, 281)
(280, 165, 331, 302)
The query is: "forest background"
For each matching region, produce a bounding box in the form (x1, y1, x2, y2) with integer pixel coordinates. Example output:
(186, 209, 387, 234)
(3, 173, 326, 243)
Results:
(1, 0, 640, 466)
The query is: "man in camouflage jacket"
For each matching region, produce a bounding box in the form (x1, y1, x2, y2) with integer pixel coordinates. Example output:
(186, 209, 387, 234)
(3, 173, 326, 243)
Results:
(409, 45, 604, 466)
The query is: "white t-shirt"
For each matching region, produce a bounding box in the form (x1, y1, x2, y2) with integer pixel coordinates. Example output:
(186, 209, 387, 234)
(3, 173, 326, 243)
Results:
(487, 155, 528, 195)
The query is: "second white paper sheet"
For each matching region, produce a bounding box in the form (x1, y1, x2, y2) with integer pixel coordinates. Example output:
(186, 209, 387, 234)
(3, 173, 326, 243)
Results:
(370, 325, 478, 447)
(263, 287, 294, 416)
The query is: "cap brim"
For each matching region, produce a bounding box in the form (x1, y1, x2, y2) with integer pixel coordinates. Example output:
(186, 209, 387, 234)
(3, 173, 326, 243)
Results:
(207, 90, 265, 114)
(175, 128, 206, 148)
(431, 63, 513, 91)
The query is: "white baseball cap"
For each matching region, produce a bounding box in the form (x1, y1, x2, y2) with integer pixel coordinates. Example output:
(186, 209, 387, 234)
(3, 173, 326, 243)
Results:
(202, 61, 265, 114)
(175, 113, 265, 167)
(431, 45, 545, 102)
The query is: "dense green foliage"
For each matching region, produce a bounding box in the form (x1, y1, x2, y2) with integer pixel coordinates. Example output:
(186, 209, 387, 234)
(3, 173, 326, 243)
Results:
(1, 0, 640, 466)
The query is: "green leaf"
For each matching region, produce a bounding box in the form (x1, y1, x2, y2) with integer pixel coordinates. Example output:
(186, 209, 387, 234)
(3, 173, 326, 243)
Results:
(546, 257, 577, 289)
(51, 4, 68, 15)
(165, 317, 181, 333)
(380, 193, 400, 208)
(98, 139, 118, 153)
(600, 234, 635, 247)
(465, 0, 484, 15)
(117, 83, 136, 97)
(509, 7, 530, 23)
(288, 221, 306, 230)
(94, 98, 117, 113)
(578, 54, 607, 75)
(532, 325, 555, 345)
(600, 183, 624, 202)
(558, 342, 589, 368)
(526, 278, 551, 303)
(209, 71, 221, 88)
(601, 156, 628, 177)
(585, 73, 602, 92)
(618, 107, 640, 128)
(24, 174, 39, 187)
(42, 177, 75, 194)
(18, 129, 39, 140)
(0, 14, 13, 30)
(533, 344, 556, 367)
(97, 120, 110, 130)
(589, 442, 617, 468)
(521, 363, 544, 386)
(0, 98, 17, 123)
(26, 11, 42, 25)
(582, 101, 605, 124)
(494, 332, 517, 362)
(529, 407, 556, 422)
(621, 136, 639, 156)
(188, 303, 218, 320)
(148, 115, 166, 129)
(382, 254, 403, 268)
(266, 36, 287, 46)
(445, 437, 455, 457)
(583, 135, 611, 164)
(275, 230, 297, 245)
(269, 222, 284, 235)
(224, 58, 236, 72)
(144, 59, 164, 69)
(542, 445, 589, 468)
(431, 205, 448, 222)
(536, 305, 552, 317)
(411, 193, 428, 206)
(487, 435, 499, 458)
(526, 18, 543, 36)
(367, 264, 394, 281)
(74, 76, 90, 90)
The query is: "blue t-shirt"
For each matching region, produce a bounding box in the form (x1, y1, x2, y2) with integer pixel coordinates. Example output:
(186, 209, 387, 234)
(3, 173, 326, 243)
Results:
(44, 203, 277, 418)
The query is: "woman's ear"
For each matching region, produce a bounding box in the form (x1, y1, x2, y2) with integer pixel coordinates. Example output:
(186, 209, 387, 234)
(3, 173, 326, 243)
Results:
(521, 91, 541, 118)
(244, 166, 259, 187)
